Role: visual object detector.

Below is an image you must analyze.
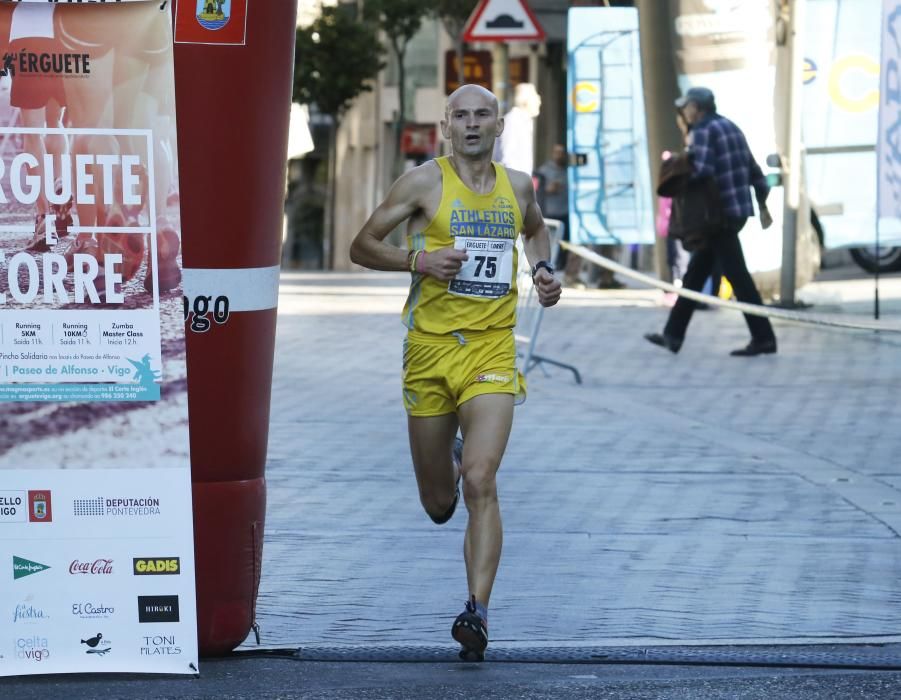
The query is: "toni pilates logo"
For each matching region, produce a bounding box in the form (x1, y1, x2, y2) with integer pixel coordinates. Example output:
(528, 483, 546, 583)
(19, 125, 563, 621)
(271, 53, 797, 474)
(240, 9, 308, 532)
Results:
(13, 556, 50, 580)
(0, 50, 91, 79)
(196, 0, 231, 30)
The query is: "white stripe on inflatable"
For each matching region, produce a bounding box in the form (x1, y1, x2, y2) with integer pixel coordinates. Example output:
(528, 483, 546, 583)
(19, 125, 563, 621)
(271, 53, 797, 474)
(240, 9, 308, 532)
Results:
(182, 265, 280, 312)
(561, 242, 901, 334)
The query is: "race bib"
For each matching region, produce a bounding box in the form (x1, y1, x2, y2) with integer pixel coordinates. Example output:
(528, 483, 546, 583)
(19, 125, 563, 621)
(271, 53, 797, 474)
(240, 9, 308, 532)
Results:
(448, 236, 514, 298)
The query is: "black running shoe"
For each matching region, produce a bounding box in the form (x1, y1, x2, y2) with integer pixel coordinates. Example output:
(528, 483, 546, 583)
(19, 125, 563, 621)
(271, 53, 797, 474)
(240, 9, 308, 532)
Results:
(452, 595, 488, 662)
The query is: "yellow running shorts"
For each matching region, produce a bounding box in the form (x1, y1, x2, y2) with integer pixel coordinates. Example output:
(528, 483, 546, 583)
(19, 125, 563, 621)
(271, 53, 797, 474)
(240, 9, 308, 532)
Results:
(402, 328, 527, 417)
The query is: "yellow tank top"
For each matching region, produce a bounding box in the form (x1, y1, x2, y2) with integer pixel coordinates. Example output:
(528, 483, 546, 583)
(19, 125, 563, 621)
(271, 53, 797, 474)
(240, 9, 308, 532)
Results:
(402, 157, 524, 335)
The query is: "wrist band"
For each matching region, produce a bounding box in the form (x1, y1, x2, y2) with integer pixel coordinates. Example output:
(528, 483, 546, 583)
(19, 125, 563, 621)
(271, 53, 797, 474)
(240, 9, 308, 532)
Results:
(416, 251, 427, 274)
(409, 250, 421, 273)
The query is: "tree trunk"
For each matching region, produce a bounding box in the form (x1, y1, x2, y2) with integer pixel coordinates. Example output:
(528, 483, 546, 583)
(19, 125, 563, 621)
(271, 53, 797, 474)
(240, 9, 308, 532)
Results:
(394, 42, 406, 179)
(323, 118, 338, 270)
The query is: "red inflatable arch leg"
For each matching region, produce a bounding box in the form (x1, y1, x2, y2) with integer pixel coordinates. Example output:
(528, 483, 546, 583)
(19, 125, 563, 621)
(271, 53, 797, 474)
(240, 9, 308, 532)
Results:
(173, 1, 297, 656)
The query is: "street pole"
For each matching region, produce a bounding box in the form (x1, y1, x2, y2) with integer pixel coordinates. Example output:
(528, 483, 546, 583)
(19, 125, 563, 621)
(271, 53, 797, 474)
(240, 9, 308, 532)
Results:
(779, 0, 805, 306)
(495, 42, 510, 114)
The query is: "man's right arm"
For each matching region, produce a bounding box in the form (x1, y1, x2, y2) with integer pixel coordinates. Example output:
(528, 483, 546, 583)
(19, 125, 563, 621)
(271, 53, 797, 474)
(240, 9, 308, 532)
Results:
(349, 167, 428, 271)
(688, 125, 716, 179)
(349, 164, 469, 279)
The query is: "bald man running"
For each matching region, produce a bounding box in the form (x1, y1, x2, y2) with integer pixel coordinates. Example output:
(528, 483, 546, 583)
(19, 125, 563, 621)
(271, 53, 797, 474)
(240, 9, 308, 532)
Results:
(350, 84, 561, 661)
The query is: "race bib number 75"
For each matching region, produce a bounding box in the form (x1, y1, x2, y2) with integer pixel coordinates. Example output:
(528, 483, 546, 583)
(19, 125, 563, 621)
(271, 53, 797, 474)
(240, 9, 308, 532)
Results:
(448, 236, 514, 298)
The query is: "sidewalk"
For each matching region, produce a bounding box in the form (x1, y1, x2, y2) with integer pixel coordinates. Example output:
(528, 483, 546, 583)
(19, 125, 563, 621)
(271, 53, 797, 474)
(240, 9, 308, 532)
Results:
(248, 269, 901, 651)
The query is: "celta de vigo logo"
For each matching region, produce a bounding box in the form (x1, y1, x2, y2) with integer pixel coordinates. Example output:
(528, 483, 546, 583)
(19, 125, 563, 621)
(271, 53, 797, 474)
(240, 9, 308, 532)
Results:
(196, 0, 231, 30)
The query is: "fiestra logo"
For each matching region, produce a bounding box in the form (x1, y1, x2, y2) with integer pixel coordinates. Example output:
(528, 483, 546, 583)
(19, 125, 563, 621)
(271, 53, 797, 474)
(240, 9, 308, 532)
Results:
(13, 603, 49, 623)
(0, 50, 90, 79)
(13, 556, 50, 580)
(133, 558, 180, 576)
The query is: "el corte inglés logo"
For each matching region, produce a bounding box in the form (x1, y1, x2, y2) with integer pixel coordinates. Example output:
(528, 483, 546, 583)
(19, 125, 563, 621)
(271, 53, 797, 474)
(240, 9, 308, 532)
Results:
(13, 556, 50, 580)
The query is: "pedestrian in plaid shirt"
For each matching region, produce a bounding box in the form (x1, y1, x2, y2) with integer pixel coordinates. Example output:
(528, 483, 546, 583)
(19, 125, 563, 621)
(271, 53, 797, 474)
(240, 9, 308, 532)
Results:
(645, 87, 778, 357)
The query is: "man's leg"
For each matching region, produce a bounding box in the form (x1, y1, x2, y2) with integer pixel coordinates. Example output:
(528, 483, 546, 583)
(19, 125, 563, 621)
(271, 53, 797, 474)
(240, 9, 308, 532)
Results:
(663, 244, 716, 340)
(713, 222, 776, 342)
(456, 393, 514, 606)
(407, 413, 460, 523)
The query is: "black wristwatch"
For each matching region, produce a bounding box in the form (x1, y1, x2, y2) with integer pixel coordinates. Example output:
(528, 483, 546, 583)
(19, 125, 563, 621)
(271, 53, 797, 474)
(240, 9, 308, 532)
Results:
(531, 260, 554, 281)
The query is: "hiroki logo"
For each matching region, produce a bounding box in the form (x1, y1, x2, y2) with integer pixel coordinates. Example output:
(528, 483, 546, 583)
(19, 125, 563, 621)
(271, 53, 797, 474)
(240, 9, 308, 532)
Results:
(0, 50, 90, 78)
(13, 602, 49, 624)
(137, 595, 180, 623)
(13, 556, 50, 580)
(140, 634, 182, 656)
(15, 636, 49, 662)
(72, 602, 115, 620)
(80, 632, 111, 656)
(69, 559, 113, 575)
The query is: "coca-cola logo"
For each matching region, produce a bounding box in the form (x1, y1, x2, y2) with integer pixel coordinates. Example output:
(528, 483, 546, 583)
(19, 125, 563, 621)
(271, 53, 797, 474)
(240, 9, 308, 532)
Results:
(69, 559, 114, 575)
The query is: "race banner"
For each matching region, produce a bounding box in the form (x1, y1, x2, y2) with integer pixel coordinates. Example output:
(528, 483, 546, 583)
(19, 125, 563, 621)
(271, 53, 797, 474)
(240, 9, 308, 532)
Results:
(0, 0, 198, 676)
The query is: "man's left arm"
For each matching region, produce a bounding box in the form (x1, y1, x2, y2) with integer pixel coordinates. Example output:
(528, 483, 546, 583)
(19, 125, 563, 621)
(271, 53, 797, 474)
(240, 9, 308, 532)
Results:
(749, 154, 773, 229)
(512, 171, 562, 308)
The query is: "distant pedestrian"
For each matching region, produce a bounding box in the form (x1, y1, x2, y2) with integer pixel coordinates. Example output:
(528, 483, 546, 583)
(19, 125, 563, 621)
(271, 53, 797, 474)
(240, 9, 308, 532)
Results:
(495, 82, 540, 175)
(645, 87, 776, 356)
(537, 143, 580, 283)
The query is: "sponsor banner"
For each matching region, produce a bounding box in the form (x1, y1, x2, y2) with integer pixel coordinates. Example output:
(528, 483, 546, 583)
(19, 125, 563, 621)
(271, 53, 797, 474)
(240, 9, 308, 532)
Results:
(878, 0, 901, 242)
(566, 8, 655, 245)
(0, 0, 197, 678)
(2, 469, 198, 675)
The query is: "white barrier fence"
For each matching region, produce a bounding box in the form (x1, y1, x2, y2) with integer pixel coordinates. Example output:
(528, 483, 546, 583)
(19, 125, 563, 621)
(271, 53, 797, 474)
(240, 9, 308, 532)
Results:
(561, 242, 901, 334)
(515, 219, 582, 384)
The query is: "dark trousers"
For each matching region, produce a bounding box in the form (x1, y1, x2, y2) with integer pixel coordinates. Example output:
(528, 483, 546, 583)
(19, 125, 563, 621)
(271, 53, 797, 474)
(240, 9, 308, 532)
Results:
(664, 217, 775, 342)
